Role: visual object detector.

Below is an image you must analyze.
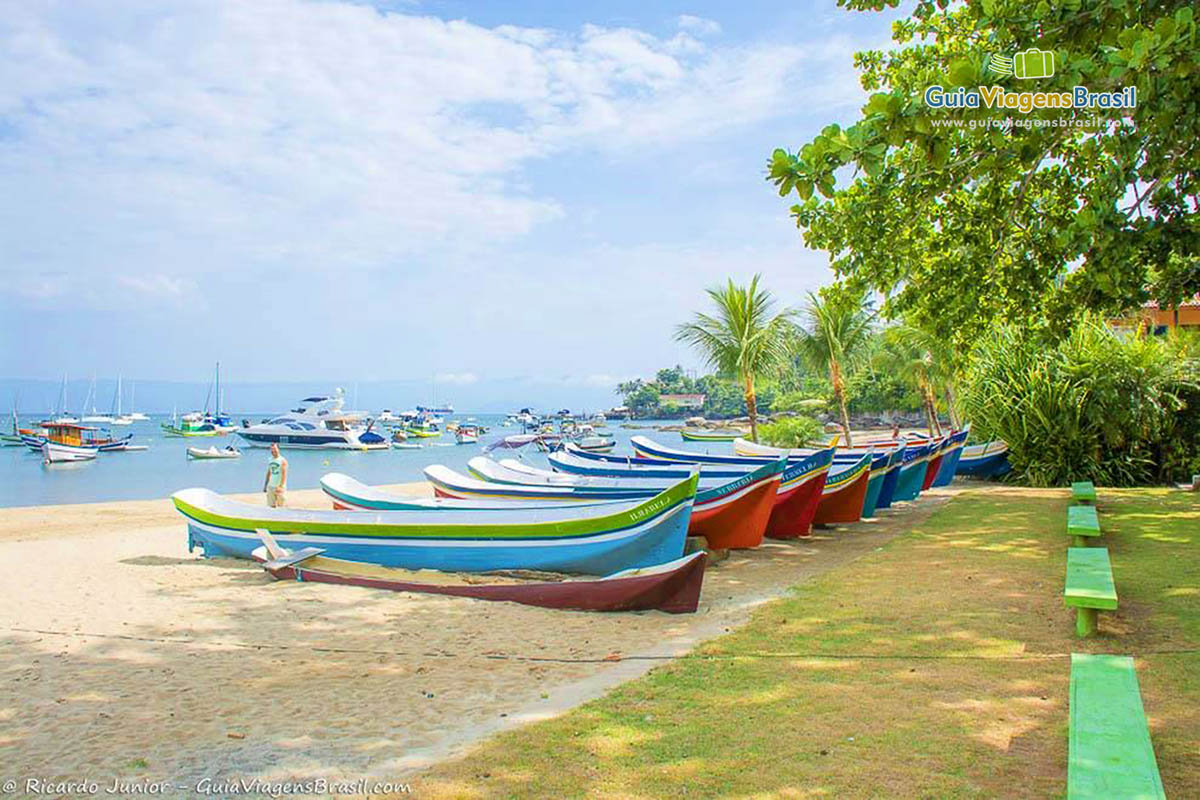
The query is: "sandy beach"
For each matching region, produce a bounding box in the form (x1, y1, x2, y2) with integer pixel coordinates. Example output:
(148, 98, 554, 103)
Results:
(1, 484, 956, 792)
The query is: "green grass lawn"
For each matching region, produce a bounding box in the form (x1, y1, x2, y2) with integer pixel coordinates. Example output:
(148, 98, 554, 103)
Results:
(416, 487, 1200, 799)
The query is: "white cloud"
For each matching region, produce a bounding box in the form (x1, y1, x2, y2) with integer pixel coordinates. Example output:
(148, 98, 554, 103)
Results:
(677, 15, 722, 37)
(116, 274, 194, 297)
(434, 372, 479, 386)
(0, 1, 863, 285)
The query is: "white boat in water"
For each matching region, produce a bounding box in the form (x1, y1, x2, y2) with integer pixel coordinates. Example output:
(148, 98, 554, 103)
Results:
(80, 375, 114, 423)
(42, 440, 98, 463)
(188, 445, 242, 460)
(110, 376, 133, 425)
(127, 383, 149, 421)
(235, 390, 390, 450)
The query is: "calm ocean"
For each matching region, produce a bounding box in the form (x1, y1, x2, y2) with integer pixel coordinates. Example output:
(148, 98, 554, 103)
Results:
(0, 416, 709, 508)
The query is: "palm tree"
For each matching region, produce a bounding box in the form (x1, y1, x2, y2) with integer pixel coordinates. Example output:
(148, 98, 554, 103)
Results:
(674, 275, 793, 442)
(877, 322, 962, 434)
(793, 289, 874, 446)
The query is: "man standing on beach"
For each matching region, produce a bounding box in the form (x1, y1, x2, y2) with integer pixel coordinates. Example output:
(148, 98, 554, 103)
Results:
(263, 443, 288, 507)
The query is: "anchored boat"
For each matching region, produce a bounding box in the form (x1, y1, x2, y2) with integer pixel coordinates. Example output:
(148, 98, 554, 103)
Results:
(236, 390, 388, 450)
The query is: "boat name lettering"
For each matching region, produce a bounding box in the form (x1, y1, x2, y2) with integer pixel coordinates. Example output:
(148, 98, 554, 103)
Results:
(628, 496, 670, 522)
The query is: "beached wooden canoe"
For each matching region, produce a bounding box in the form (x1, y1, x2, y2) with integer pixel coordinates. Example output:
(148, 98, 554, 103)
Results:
(956, 440, 1011, 478)
(620, 437, 887, 530)
(251, 530, 708, 613)
(172, 475, 697, 575)
(428, 457, 785, 550)
(471, 455, 784, 549)
(811, 451, 873, 525)
(890, 442, 938, 503)
(320, 473, 630, 512)
(929, 428, 970, 486)
(548, 446, 835, 540)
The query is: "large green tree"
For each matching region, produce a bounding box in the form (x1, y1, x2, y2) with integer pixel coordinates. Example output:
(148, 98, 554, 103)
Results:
(675, 275, 793, 441)
(768, 0, 1199, 349)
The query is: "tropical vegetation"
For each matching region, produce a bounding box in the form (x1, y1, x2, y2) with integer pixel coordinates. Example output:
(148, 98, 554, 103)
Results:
(674, 275, 794, 441)
(767, 0, 1199, 353)
(960, 316, 1200, 486)
(791, 287, 875, 445)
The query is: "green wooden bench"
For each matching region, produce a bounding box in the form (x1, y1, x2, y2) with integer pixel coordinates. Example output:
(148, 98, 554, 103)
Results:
(1071, 481, 1097, 504)
(1065, 547, 1117, 637)
(1067, 505, 1102, 547)
(1068, 653, 1165, 799)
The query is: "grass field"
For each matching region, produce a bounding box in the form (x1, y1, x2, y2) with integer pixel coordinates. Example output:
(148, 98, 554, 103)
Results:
(414, 486, 1200, 799)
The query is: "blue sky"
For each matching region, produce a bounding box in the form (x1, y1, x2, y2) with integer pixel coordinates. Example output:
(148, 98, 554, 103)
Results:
(0, 0, 899, 410)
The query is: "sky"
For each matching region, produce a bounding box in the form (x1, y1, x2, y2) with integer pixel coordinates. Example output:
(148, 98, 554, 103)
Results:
(0, 0, 901, 411)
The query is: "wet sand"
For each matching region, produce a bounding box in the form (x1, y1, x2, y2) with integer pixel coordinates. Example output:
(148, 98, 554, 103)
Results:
(0, 483, 957, 790)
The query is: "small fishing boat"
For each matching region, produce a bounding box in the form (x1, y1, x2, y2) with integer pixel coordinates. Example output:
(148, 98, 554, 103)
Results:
(173, 475, 698, 574)
(455, 425, 480, 445)
(406, 425, 442, 439)
(322, 472, 629, 511)
(550, 445, 835, 539)
(252, 530, 707, 613)
(188, 445, 242, 460)
(929, 427, 970, 487)
(162, 412, 220, 437)
(889, 442, 938, 503)
(2, 409, 27, 447)
(23, 423, 132, 453)
(680, 428, 742, 442)
(42, 440, 98, 463)
(956, 440, 1011, 478)
(444, 456, 786, 550)
(575, 435, 615, 453)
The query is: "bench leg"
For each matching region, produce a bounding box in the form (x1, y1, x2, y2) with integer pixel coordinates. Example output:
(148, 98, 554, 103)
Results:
(1075, 607, 1098, 637)
(1071, 535, 1087, 547)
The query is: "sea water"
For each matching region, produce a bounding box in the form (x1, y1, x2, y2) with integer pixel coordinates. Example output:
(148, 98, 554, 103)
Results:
(0, 416, 709, 508)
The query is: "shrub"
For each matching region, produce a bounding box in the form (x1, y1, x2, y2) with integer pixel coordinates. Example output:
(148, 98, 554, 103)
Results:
(959, 317, 1200, 486)
(757, 416, 823, 448)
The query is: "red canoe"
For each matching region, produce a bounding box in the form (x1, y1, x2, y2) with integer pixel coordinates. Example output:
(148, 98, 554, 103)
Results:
(811, 454, 872, 526)
(765, 460, 830, 539)
(691, 468, 781, 549)
(921, 439, 949, 491)
(252, 537, 709, 614)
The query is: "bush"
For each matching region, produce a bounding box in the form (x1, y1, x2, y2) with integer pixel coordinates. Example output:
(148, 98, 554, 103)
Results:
(959, 317, 1200, 486)
(757, 416, 823, 448)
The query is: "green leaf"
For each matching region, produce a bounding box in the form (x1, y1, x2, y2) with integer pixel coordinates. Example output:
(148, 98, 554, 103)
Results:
(948, 58, 977, 87)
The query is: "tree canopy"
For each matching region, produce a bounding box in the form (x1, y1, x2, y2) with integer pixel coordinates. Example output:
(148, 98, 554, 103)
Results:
(768, 0, 1199, 349)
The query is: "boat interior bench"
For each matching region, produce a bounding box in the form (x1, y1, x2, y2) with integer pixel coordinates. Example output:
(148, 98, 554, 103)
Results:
(1071, 481, 1097, 504)
(1068, 653, 1165, 799)
(1064, 547, 1117, 637)
(1067, 505, 1101, 547)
